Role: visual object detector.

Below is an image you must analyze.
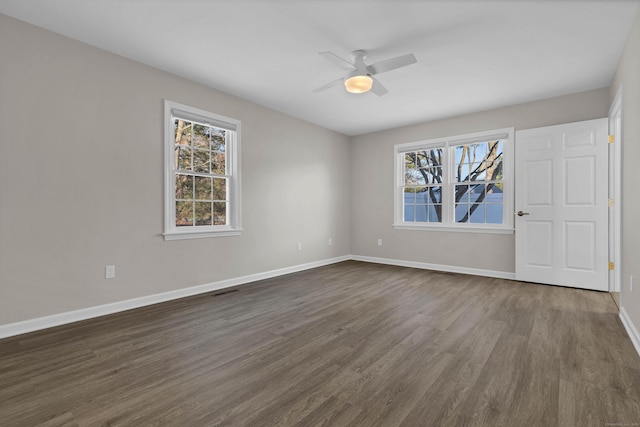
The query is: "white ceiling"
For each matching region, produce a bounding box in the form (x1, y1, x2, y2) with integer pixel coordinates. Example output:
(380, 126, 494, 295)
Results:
(1, 0, 638, 136)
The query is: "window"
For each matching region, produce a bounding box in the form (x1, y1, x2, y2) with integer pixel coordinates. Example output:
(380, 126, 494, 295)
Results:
(394, 128, 514, 233)
(164, 100, 241, 240)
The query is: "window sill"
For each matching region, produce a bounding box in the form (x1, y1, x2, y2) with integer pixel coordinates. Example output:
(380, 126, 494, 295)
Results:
(163, 228, 243, 241)
(393, 224, 514, 235)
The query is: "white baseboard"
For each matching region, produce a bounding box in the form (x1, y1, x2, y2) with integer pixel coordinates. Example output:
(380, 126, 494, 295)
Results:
(0, 255, 518, 340)
(350, 255, 516, 280)
(619, 306, 640, 359)
(0, 255, 351, 339)
(4, 254, 636, 362)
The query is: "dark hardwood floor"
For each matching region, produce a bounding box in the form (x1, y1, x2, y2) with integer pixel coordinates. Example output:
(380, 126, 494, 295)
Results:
(1, 261, 639, 426)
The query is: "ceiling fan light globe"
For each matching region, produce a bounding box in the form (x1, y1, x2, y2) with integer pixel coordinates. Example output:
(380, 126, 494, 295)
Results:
(344, 74, 373, 93)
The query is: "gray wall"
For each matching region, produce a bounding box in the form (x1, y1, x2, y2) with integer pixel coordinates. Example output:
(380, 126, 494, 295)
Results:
(611, 8, 640, 335)
(0, 15, 352, 325)
(350, 88, 610, 273)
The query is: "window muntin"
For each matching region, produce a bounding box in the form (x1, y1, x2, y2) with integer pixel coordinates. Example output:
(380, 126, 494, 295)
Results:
(395, 128, 513, 232)
(164, 101, 241, 240)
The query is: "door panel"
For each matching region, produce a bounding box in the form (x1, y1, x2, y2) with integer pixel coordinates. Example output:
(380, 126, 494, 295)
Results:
(564, 221, 595, 270)
(515, 118, 608, 291)
(525, 221, 552, 266)
(565, 156, 595, 205)
(526, 160, 553, 205)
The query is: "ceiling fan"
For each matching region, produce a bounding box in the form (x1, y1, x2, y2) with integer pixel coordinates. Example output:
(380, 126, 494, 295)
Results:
(314, 49, 417, 96)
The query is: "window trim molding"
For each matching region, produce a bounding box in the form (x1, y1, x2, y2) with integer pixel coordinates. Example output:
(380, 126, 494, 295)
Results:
(163, 100, 242, 240)
(393, 127, 514, 234)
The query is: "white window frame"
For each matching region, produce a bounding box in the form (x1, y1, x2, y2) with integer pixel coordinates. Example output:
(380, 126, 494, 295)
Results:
(163, 100, 242, 240)
(393, 128, 514, 234)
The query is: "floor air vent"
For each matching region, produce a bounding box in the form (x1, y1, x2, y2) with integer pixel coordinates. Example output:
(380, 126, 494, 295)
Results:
(211, 289, 239, 297)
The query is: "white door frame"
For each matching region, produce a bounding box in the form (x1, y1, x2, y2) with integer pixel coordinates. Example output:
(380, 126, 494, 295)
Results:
(609, 86, 623, 293)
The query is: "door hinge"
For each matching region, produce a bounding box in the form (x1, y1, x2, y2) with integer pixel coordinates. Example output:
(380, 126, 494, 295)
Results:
(609, 198, 614, 207)
(608, 135, 615, 144)
(609, 261, 615, 271)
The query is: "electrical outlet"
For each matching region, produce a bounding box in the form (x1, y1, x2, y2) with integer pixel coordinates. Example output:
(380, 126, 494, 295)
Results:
(378, 238, 383, 246)
(297, 242, 302, 251)
(105, 265, 116, 279)
(328, 238, 332, 246)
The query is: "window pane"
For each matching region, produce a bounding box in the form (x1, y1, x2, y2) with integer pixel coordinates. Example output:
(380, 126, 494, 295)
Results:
(195, 201, 212, 226)
(455, 203, 469, 223)
(468, 144, 484, 173)
(489, 140, 503, 156)
(486, 184, 503, 203)
(470, 204, 486, 223)
(213, 202, 227, 225)
(456, 185, 470, 203)
(213, 178, 227, 201)
(427, 187, 442, 204)
(176, 201, 193, 227)
(176, 147, 191, 170)
(487, 204, 503, 224)
(429, 204, 442, 223)
(174, 119, 191, 146)
(194, 176, 212, 200)
(405, 168, 424, 185)
(456, 163, 470, 182)
(470, 183, 485, 203)
(193, 124, 210, 148)
(193, 149, 211, 173)
(404, 204, 415, 222)
(404, 153, 419, 184)
(175, 174, 193, 199)
(430, 166, 443, 184)
(454, 145, 466, 164)
(415, 204, 428, 222)
(211, 130, 226, 174)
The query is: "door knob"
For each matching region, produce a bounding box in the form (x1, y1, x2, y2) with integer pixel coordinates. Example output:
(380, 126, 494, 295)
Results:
(516, 211, 530, 216)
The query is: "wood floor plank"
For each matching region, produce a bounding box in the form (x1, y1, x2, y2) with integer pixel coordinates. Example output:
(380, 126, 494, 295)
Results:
(1, 261, 639, 426)
(396, 320, 505, 426)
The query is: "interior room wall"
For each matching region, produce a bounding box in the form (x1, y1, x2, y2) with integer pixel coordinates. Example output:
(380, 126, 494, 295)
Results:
(611, 7, 640, 338)
(1, 9, 634, 338)
(0, 14, 352, 325)
(350, 88, 611, 274)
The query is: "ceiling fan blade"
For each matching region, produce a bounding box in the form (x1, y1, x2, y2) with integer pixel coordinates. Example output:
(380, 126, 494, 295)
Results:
(318, 51, 354, 71)
(313, 78, 343, 93)
(370, 78, 388, 97)
(367, 53, 417, 75)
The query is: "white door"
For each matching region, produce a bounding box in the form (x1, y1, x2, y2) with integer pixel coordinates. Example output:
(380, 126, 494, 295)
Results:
(515, 118, 608, 291)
